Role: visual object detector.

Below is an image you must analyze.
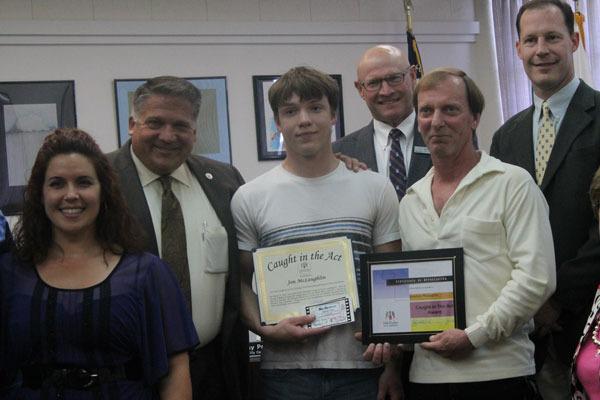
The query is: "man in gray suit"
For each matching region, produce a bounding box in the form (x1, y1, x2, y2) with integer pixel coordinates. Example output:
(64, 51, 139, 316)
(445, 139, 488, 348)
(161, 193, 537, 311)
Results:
(107, 76, 247, 400)
(490, 1, 600, 398)
(332, 45, 431, 194)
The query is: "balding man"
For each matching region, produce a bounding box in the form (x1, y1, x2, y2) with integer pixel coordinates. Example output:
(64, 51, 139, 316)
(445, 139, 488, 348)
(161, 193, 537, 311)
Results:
(332, 45, 431, 199)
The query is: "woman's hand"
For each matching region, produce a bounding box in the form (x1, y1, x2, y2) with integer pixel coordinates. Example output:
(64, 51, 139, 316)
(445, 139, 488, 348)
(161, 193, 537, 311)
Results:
(159, 352, 192, 400)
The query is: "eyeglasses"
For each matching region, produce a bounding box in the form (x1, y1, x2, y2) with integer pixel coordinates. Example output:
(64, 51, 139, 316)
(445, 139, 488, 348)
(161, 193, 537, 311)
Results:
(359, 68, 412, 92)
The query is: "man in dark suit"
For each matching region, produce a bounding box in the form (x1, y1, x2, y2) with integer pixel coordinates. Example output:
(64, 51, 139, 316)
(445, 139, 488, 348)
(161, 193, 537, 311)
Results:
(490, 1, 600, 398)
(332, 45, 431, 193)
(107, 76, 247, 400)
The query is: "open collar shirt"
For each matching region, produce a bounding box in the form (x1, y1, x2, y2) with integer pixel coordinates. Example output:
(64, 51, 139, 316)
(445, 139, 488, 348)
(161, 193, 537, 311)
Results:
(399, 151, 556, 383)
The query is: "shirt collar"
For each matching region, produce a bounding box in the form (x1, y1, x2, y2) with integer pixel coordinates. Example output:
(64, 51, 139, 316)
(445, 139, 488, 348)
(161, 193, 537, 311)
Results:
(533, 77, 580, 121)
(373, 111, 416, 143)
(408, 151, 504, 199)
(129, 145, 192, 188)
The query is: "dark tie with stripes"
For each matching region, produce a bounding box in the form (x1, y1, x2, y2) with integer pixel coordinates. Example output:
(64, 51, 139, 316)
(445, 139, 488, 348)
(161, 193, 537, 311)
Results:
(160, 176, 192, 310)
(389, 128, 407, 200)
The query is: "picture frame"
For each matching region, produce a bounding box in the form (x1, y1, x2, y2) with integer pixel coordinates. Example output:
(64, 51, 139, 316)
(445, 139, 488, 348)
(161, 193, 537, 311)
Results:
(0, 80, 76, 215)
(252, 74, 345, 161)
(360, 248, 466, 344)
(114, 77, 232, 164)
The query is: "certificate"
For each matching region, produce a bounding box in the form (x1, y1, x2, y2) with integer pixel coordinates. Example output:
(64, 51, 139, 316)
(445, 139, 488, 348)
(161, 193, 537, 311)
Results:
(253, 237, 359, 325)
(360, 248, 465, 344)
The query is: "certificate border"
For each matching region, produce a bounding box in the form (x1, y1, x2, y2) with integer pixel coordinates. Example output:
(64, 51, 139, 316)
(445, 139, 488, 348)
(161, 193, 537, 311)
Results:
(360, 248, 465, 344)
(253, 237, 358, 325)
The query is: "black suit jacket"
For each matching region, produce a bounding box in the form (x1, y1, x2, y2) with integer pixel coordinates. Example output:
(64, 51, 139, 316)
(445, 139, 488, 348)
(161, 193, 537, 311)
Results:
(332, 120, 432, 188)
(107, 142, 247, 400)
(490, 80, 600, 364)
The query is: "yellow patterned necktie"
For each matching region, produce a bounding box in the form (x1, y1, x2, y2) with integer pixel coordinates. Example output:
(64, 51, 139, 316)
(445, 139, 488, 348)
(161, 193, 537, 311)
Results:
(535, 101, 555, 185)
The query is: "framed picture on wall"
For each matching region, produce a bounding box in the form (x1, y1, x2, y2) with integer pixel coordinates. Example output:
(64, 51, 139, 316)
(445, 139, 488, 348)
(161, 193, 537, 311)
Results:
(0, 80, 76, 215)
(252, 74, 345, 161)
(114, 77, 232, 164)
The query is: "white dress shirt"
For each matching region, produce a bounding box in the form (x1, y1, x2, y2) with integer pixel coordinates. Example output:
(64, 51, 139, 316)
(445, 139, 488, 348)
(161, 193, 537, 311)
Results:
(130, 147, 228, 346)
(372, 112, 416, 175)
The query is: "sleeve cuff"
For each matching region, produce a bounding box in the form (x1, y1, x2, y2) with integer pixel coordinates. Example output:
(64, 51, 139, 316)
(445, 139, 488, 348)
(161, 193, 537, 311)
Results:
(237, 241, 256, 252)
(464, 322, 489, 348)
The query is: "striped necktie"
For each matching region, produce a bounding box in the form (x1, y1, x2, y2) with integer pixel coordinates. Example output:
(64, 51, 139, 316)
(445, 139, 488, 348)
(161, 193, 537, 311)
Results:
(389, 128, 407, 200)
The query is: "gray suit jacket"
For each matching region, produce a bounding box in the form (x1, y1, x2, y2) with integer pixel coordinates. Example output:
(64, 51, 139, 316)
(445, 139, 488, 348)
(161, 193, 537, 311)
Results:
(332, 120, 432, 188)
(490, 80, 600, 364)
(107, 142, 247, 400)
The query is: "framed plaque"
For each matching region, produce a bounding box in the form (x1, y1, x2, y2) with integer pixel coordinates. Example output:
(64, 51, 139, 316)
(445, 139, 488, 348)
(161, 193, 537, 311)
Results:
(360, 248, 465, 344)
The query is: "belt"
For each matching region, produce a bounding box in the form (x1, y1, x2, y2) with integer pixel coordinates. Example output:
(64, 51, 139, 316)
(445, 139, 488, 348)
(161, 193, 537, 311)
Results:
(21, 361, 142, 390)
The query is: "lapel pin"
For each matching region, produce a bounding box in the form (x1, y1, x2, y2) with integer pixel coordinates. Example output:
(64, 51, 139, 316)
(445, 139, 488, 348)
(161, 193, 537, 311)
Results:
(205, 172, 213, 180)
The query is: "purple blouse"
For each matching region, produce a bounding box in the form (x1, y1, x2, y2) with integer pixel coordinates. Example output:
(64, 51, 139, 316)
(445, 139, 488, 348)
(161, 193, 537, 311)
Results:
(0, 251, 199, 399)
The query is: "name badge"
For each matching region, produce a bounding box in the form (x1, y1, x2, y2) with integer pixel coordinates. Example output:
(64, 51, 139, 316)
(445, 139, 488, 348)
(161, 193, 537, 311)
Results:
(414, 146, 430, 155)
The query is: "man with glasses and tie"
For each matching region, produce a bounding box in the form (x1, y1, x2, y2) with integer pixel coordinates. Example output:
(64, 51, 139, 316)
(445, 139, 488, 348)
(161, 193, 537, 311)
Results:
(332, 44, 431, 200)
(490, 1, 600, 398)
(107, 76, 247, 400)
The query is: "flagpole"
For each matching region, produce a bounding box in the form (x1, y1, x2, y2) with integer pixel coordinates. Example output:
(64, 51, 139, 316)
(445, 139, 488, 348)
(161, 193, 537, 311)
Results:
(404, 0, 414, 34)
(403, 0, 423, 78)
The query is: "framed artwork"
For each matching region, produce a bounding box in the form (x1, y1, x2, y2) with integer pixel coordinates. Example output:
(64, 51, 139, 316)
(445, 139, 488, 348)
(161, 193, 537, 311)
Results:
(114, 77, 232, 164)
(0, 80, 76, 215)
(253, 74, 345, 161)
(360, 248, 466, 344)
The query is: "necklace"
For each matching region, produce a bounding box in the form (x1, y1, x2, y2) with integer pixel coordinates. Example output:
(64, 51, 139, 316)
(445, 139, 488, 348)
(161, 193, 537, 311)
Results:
(592, 317, 600, 354)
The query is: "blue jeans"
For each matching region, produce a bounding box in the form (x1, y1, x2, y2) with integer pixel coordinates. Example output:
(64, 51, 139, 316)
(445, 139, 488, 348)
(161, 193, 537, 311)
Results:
(261, 368, 382, 400)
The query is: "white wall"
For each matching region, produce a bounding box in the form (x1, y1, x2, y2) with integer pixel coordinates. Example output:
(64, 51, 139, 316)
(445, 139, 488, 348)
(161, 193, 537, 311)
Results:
(0, 0, 498, 182)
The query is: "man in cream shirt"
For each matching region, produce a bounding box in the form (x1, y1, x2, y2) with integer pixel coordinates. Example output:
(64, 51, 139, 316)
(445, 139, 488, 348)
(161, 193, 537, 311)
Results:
(393, 68, 555, 399)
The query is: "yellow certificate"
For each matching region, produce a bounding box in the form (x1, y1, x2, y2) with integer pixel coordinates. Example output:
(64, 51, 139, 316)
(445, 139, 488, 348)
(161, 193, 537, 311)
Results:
(253, 236, 359, 325)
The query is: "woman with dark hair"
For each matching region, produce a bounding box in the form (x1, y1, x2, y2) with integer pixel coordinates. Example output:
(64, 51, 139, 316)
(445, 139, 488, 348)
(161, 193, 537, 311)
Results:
(0, 128, 198, 399)
(572, 167, 600, 400)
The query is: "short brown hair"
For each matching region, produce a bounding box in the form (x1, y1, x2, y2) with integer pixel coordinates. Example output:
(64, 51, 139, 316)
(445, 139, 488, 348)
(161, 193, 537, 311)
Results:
(268, 66, 339, 120)
(516, 0, 574, 38)
(13, 128, 144, 264)
(590, 167, 600, 219)
(413, 67, 485, 116)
